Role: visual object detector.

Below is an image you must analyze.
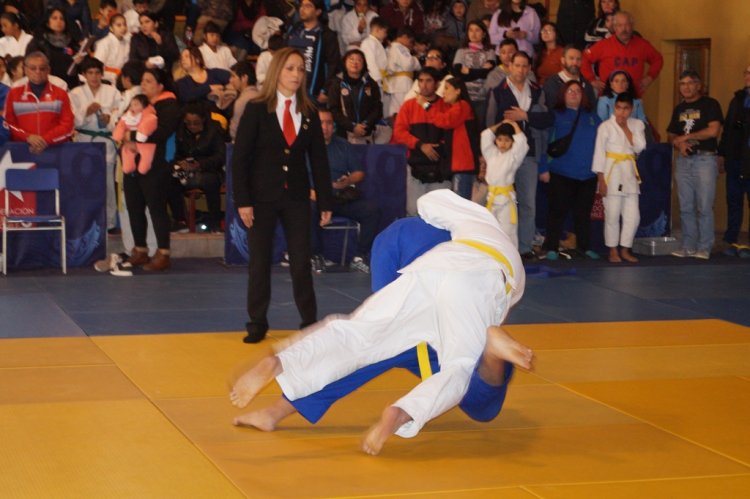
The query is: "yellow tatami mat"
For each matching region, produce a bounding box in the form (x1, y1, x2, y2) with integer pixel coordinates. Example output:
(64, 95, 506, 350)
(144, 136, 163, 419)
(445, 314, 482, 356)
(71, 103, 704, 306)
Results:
(0, 319, 748, 498)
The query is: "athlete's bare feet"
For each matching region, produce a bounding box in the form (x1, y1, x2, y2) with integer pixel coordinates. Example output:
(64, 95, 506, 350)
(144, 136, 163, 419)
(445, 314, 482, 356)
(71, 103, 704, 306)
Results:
(608, 247, 622, 263)
(620, 247, 639, 263)
(361, 405, 412, 456)
(485, 326, 535, 371)
(233, 397, 296, 431)
(229, 355, 282, 408)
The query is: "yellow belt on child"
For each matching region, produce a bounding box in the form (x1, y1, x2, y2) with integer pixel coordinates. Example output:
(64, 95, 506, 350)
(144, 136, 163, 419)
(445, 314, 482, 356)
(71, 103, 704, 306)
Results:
(485, 184, 517, 224)
(415, 239, 516, 381)
(605, 152, 640, 185)
(380, 69, 389, 92)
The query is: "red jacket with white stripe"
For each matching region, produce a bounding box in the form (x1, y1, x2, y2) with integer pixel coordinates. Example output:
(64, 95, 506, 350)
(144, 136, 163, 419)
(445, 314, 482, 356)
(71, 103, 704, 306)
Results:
(4, 81, 74, 144)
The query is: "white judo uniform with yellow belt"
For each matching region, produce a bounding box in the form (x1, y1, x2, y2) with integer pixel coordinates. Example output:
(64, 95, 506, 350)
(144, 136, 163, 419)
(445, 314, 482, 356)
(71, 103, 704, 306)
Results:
(275, 189, 525, 438)
(481, 129, 529, 250)
(592, 115, 647, 248)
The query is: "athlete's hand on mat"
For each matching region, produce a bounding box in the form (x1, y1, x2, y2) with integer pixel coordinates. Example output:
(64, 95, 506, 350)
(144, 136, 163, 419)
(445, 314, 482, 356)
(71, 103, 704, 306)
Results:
(320, 210, 332, 227)
(238, 206, 254, 229)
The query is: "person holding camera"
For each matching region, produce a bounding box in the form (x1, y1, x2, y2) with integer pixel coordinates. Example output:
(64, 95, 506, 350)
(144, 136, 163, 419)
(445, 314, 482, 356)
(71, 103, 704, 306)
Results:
(667, 70, 723, 260)
(718, 65, 750, 258)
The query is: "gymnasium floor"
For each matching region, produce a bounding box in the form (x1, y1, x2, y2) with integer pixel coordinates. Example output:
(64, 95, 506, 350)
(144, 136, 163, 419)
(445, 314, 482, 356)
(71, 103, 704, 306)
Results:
(1, 256, 749, 498)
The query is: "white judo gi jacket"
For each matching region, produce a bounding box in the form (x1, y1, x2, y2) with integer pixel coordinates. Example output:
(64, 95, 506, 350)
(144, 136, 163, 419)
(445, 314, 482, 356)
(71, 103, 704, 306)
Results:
(276, 189, 525, 438)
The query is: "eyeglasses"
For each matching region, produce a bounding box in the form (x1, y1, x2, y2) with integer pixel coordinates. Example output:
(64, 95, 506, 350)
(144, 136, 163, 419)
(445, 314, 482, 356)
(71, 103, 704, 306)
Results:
(566, 88, 582, 94)
(426, 55, 442, 60)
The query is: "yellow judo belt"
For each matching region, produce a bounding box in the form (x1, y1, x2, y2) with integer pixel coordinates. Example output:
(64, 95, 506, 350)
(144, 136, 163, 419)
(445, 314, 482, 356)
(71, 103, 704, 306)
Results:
(485, 184, 517, 224)
(605, 152, 640, 186)
(415, 239, 515, 381)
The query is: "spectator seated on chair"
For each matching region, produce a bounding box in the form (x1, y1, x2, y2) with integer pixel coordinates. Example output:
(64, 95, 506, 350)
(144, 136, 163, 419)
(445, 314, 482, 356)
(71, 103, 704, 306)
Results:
(168, 103, 226, 233)
(311, 108, 380, 273)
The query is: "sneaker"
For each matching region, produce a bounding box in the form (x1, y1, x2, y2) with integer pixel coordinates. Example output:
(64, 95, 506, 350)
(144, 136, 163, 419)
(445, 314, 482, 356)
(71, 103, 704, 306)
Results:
(170, 220, 189, 234)
(279, 251, 290, 267)
(692, 250, 710, 260)
(350, 256, 370, 273)
(583, 250, 600, 260)
(722, 244, 740, 257)
(544, 250, 558, 261)
(109, 262, 133, 277)
(311, 254, 326, 274)
(94, 253, 121, 272)
(671, 248, 696, 258)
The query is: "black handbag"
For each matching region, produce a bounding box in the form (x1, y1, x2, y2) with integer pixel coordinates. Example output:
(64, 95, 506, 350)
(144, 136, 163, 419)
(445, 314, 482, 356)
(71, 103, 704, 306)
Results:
(547, 109, 581, 158)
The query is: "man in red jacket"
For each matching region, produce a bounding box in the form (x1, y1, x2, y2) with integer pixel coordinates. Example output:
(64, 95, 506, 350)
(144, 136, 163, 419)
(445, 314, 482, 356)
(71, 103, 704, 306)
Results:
(5, 52, 74, 154)
(391, 67, 450, 216)
(581, 11, 663, 96)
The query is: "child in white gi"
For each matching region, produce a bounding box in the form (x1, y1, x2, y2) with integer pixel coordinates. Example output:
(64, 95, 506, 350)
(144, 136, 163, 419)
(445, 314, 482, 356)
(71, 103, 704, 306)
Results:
(94, 14, 131, 84)
(198, 21, 237, 70)
(70, 57, 122, 232)
(592, 94, 646, 263)
(481, 120, 529, 249)
(385, 27, 420, 117)
(360, 16, 388, 111)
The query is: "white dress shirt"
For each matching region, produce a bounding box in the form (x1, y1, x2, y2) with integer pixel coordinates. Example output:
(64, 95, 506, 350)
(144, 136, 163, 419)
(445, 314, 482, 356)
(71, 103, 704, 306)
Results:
(275, 91, 301, 135)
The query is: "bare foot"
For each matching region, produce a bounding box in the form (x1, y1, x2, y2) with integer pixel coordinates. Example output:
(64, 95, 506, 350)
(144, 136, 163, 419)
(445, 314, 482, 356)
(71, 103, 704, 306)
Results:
(620, 248, 639, 263)
(233, 398, 296, 432)
(485, 326, 535, 371)
(229, 355, 282, 408)
(361, 406, 411, 456)
(608, 248, 622, 263)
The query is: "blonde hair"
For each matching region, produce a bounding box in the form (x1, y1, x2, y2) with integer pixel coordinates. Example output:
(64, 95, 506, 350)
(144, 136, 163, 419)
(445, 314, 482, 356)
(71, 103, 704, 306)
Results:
(253, 47, 317, 117)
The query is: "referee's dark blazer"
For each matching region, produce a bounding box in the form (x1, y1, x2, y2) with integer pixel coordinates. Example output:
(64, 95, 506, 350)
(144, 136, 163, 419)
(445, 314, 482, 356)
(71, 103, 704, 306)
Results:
(231, 101, 334, 212)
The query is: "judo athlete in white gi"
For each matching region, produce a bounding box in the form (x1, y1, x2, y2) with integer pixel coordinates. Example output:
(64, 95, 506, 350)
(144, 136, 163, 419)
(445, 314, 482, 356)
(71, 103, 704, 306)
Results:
(592, 94, 646, 263)
(482, 120, 529, 249)
(230, 190, 534, 455)
(70, 57, 123, 231)
(385, 29, 421, 117)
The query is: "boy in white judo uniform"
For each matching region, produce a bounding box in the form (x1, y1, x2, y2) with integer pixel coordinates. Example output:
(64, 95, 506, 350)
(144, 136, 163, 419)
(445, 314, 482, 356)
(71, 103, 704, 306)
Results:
(70, 57, 122, 232)
(385, 27, 421, 117)
(481, 119, 529, 249)
(230, 190, 534, 455)
(592, 94, 647, 263)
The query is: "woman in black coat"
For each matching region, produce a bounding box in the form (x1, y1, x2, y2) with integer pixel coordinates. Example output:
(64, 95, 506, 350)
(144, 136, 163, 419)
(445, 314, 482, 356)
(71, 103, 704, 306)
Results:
(129, 12, 179, 71)
(231, 47, 334, 343)
(123, 67, 181, 271)
(26, 7, 82, 88)
(327, 49, 383, 143)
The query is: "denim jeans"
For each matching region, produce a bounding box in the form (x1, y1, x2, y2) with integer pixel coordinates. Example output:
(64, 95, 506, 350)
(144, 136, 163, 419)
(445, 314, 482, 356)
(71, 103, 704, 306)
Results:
(675, 154, 718, 252)
(515, 156, 538, 254)
(723, 160, 750, 244)
(452, 173, 475, 200)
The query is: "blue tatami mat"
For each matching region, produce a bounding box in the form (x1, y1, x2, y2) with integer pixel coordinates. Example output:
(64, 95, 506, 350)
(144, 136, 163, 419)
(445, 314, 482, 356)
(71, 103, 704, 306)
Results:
(2, 258, 750, 338)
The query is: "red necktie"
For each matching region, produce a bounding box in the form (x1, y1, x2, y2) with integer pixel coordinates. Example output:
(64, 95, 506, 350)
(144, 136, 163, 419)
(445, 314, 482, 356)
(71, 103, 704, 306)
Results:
(283, 99, 296, 145)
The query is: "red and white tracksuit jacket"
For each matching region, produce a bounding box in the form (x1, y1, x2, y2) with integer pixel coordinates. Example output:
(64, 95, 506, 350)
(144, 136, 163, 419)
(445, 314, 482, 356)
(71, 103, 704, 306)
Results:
(4, 81, 74, 144)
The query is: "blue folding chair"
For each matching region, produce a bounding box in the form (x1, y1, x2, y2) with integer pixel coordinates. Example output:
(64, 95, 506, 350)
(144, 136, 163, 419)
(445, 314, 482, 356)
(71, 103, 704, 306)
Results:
(2, 168, 66, 275)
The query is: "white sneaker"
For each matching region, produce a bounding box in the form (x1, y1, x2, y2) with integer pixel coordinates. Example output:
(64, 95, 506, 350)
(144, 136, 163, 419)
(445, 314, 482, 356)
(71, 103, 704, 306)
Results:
(692, 250, 710, 260)
(94, 253, 121, 272)
(350, 256, 370, 273)
(279, 251, 290, 267)
(671, 248, 696, 258)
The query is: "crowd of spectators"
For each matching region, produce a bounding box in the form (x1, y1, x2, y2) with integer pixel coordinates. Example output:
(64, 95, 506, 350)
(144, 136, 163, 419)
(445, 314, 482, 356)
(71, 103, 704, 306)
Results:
(0, 0, 747, 273)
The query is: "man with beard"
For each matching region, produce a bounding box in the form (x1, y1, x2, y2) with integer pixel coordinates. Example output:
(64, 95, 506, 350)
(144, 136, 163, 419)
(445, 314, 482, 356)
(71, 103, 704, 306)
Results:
(543, 45, 597, 108)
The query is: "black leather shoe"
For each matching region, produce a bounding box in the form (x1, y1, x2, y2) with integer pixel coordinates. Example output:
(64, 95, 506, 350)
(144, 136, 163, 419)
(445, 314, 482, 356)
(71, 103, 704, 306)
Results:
(243, 322, 268, 343)
(521, 251, 539, 262)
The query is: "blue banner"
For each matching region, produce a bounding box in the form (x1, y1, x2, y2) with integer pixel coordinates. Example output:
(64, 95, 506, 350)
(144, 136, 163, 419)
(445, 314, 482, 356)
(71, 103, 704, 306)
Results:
(224, 144, 408, 265)
(1, 143, 106, 269)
